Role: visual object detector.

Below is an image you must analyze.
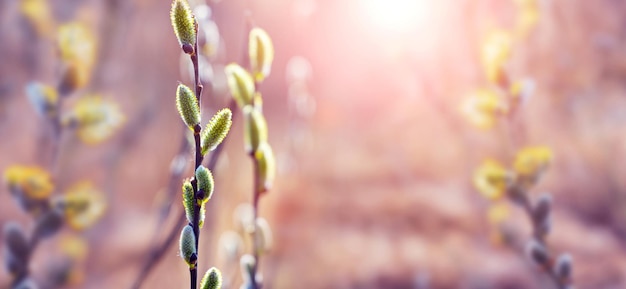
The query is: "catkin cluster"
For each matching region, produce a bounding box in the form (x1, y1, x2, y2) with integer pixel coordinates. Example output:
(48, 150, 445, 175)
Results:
(4, 5, 124, 288)
(171, 0, 232, 287)
(463, 1, 574, 288)
(223, 25, 276, 289)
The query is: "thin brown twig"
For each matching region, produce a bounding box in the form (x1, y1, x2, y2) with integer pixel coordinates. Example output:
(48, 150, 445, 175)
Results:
(240, 11, 265, 289)
(500, 97, 569, 289)
(187, 21, 206, 288)
(513, 191, 568, 289)
(500, 91, 570, 289)
(250, 153, 261, 289)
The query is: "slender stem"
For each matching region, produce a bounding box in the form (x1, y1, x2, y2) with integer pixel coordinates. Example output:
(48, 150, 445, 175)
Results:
(188, 31, 203, 289)
(250, 154, 261, 289)
(510, 190, 567, 289)
(499, 83, 569, 289)
(48, 84, 71, 177)
(190, 267, 197, 289)
(517, 193, 545, 244)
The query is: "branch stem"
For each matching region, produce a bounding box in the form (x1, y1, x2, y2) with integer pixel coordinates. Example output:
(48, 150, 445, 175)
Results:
(249, 151, 261, 289)
(511, 189, 568, 289)
(188, 34, 203, 289)
(190, 267, 197, 289)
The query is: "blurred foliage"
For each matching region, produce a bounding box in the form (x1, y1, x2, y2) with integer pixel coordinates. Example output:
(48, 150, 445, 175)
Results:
(1, 0, 626, 288)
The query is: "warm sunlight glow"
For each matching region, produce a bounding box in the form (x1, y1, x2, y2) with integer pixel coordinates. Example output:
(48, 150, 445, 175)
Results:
(361, 0, 430, 34)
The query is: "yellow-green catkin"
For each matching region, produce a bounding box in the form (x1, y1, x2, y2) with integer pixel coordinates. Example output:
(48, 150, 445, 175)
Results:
(179, 224, 197, 267)
(176, 84, 200, 129)
(255, 142, 275, 193)
(170, 0, 196, 53)
(248, 27, 274, 83)
(201, 108, 232, 155)
(225, 64, 255, 108)
(182, 180, 195, 223)
(195, 165, 214, 204)
(243, 105, 268, 154)
(200, 267, 223, 289)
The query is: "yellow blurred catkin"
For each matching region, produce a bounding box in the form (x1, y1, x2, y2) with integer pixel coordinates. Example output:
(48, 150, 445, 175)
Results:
(480, 29, 513, 85)
(225, 64, 256, 108)
(513, 146, 553, 188)
(513, 146, 553, 177)
(487, 202, 511, 245)
(513, 0, 540, 38)
(4, 165, 54, 200)
(62, 96, 125, 144)
(466, 2, 573, 286)
(248, 28, 275, 83)
(55, 182, 107, 231)
(473, 160, 511, 201)
(57, 22, 97, 92)
(221, 25, 278, 289)
(56, 235, 89, 285)
(461, 88, 508, 129)
(20, 0, 55, 37)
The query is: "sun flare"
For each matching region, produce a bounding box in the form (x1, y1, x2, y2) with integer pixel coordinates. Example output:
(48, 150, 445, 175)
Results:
(361, 0, 430, 34)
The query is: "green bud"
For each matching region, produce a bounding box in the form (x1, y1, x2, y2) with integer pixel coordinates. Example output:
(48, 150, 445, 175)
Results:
(249, 27, 274, 83)
(176, 84, 200, 129)
(243, 105, 268, 154)
(255, 142, 275, 193)
(201, 108, 232, 155)
(182, 180, 195, 223)
(179, 225, 197, 267)
(225, 64, 255, 108)
(200, 267, 223, 289)
(170, 0, 196, 53)
(195, 166, 214, 203)
(255, 217, 273, 255)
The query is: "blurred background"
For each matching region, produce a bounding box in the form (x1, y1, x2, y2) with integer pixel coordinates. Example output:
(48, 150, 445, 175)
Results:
(1, 0, 626, 288)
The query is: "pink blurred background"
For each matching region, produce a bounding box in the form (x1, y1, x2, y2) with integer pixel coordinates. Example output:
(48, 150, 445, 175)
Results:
(1, 0, 626, 288)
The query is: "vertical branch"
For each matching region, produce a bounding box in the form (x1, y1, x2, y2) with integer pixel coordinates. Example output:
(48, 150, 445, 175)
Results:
(250, 154, 261, 289)
(513, 190, 567, 289)
(190, 268, 197, 289)
(188, 27, 203, 289)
